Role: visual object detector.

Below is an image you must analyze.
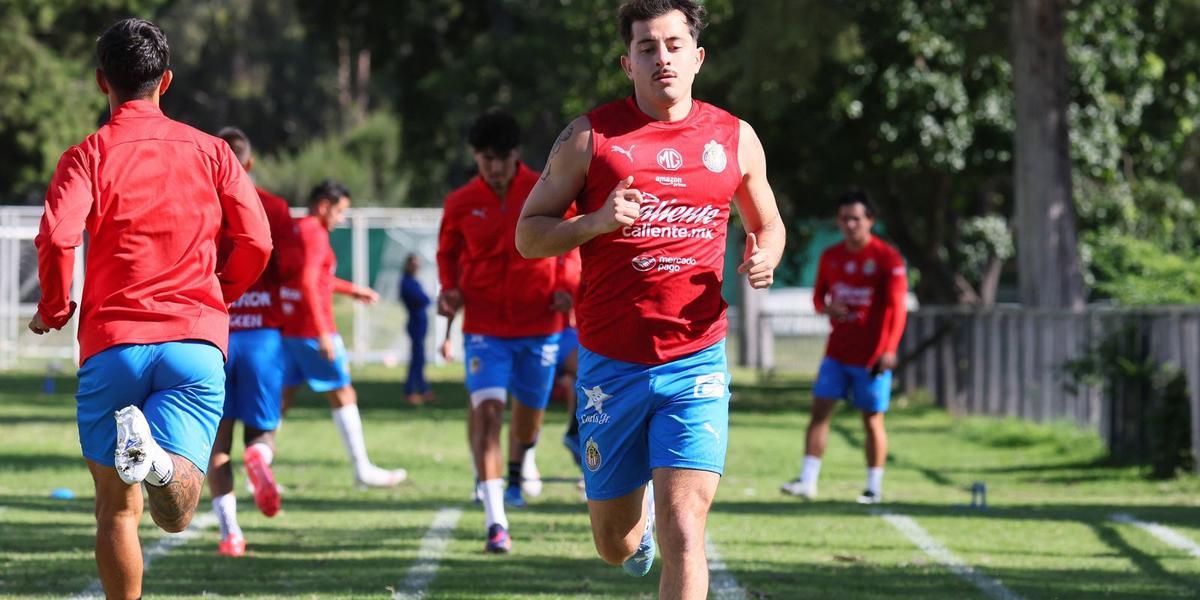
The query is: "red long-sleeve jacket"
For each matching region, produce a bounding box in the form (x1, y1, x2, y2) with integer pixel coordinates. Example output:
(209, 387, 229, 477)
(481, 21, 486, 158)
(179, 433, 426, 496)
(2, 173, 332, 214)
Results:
(437, 164, 579, 337)
(35, 100, 271, 364)
(814, 236, 908, 368)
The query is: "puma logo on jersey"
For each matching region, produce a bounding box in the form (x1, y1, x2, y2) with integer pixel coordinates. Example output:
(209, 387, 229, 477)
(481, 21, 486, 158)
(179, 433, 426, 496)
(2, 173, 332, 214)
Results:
(611, 145, 635, 162)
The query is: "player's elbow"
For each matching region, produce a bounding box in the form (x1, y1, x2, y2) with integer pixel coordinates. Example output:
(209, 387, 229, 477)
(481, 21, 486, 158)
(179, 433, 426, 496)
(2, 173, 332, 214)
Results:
(514, 224, 549, 259)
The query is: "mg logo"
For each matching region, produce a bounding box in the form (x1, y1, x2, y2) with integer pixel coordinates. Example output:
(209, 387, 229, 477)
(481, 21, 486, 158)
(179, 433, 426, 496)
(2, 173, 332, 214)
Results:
(656, 148, 683, 171)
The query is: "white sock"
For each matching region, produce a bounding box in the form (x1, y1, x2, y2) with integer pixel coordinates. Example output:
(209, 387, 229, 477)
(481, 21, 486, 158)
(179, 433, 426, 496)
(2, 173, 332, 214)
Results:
(249, 442, 274, 465)
(144, 447, 174, 487)
(481, 478, 508, 529)
(332, 405, 371, 474)
(800, 455, 822, 486)
(866, 467, 884, 495)
(521, 447, 538, 478)
(213, 493, 241, 537)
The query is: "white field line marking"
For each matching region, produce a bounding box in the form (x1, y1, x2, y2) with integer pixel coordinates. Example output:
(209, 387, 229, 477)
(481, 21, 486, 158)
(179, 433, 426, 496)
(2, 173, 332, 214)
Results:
(73, 511, 218, 599)
(878, 511, 1023, 600)
(706, 534, 748, 600)
(1112, 513, 1200, 558)
(392, 507, 463, 600)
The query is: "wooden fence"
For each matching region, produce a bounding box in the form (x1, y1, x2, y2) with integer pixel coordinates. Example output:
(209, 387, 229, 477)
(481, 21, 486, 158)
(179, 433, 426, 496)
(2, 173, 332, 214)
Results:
(896, 306, 1200, 471)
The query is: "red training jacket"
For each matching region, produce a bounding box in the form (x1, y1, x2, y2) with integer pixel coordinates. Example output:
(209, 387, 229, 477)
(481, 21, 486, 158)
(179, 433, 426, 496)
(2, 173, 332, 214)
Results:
(437, 163, 580, 338)
(36, 100, 272, 364)
(814, 236, 909, 368)
(280, 215, 354, 338)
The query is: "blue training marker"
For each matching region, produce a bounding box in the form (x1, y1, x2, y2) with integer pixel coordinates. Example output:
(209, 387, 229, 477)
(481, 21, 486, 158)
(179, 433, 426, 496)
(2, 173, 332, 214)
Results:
(50, 488, 75, 500)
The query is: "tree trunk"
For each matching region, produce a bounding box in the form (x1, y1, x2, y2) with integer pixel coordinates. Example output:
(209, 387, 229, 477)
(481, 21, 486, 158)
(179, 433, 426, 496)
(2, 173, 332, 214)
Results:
(355, 47, 370, 122)
(337, 34, 353, 123)
(1012, 0, 1086, 309)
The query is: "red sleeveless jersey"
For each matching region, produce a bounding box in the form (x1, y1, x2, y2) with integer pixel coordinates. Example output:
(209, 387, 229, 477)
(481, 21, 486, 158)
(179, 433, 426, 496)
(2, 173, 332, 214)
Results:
(577, 97, 742, 364)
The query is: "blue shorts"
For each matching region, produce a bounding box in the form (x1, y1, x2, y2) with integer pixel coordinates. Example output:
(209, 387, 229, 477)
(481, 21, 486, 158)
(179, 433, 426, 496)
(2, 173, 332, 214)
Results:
(77, 341, 225, 473)
(557, 327, 579, 370)
(576, 340, 731, 501)
(464, 333, 560, 410)
(283, 334, 351, 393)
(813, 357, 892, 413)
(224, 329, 284, 430)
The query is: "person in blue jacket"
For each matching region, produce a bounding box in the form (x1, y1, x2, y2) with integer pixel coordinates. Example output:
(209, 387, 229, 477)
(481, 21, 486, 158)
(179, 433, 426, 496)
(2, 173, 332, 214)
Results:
(400, 253, 433, 405)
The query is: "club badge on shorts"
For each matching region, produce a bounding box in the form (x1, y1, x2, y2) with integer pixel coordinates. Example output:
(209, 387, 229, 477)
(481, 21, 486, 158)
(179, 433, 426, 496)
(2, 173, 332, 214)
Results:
(469, 356, 481, 374)
(585, 437, 602, 472)
(702, 140, 727, 173)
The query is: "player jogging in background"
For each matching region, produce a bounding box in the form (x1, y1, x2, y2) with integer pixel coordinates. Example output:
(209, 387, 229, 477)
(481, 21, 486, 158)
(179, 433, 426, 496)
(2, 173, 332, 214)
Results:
(781, 190, 908, 504)
(207, 127, 300, 557)
(515, 1, 785, 597)
(29, 18, 271, 600)
(437, 110, 580, 553)
(279, 180, 408, 488)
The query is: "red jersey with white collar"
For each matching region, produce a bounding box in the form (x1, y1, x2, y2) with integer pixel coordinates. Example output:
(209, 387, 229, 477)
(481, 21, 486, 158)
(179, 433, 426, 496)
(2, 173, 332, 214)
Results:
(814, 236, 908, 368)
(35, 100, 271, 364)
(223, 188, 300, 331)
(437, 163, 579, 338)
(280, 216, 354, 338)
(577, 97, 742, 365)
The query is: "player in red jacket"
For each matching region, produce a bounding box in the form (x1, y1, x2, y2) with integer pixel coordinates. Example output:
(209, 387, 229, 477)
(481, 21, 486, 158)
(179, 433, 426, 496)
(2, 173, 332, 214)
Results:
(781, 190, 908, 504)
(29, 19, 271, 600)
(279, 180, 407, 489)
(437, 110, 579, 553)
(206, 127, 301, 557)
(516, 1, 785, 595)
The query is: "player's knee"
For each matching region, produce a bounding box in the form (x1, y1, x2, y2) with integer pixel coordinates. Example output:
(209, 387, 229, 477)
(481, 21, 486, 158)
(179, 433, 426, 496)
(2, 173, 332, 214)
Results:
(593, 535, 639, 565)
(151, 510, 193, 533)
(656, 511, 706, 557)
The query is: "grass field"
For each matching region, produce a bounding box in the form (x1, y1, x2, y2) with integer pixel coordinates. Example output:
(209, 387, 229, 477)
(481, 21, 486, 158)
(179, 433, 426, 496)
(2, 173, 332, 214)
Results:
(2, 364, 1200, 599)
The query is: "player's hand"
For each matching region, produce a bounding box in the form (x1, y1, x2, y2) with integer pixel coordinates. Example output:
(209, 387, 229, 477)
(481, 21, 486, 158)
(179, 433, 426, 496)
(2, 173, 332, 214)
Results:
(826, 301, 851, 321)
(352, 286, 379, 305)
(737, 233, 774, 289)
(588, 176, 642, 234)
(318, 334, 337, 362)
(27, 302, 75, 335)
(28, 313, 50, 335)
(876, 352, 898, 373)
(440, 338, 453, 362)
(551, 290, 573, 313)
(437, 289, 463, 317)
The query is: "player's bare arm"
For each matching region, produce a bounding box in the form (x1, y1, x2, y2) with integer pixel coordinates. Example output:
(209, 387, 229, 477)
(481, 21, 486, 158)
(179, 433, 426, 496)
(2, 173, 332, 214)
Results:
(517, 116, 641, 258)
(733, 120, 785, 289)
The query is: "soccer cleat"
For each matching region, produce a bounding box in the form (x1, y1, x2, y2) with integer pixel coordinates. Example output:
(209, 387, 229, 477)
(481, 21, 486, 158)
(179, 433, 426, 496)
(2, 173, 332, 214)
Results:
(780, 478, 817, 500)
(622, 482, 656, 577)
(114, 406, 167, 486)
(217, 533, 246, 557)
(562, 431, 582, 467)
(243, 445, 280, 517)
(504, 483, 527, 508)
(484, 523, 512, 553)
(355, 464, 407, 489)
(856, 490, 882, 505)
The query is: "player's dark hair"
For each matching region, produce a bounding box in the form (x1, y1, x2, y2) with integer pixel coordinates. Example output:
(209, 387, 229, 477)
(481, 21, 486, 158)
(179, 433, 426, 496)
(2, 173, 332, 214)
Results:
(468, 110, 521, 154)
(308, 179, 351, 207)
(618, 0, 707, 46)
(837, 189, 876, 218)
(96, 18, 170, 101)
(217, 127, 251, 164)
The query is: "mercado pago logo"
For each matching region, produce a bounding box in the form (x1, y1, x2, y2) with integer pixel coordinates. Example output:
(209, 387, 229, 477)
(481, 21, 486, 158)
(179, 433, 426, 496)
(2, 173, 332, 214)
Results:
(621, 192, 721, 240)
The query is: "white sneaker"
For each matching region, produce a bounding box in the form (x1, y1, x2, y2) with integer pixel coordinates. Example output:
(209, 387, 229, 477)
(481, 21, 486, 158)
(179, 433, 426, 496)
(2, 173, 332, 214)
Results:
(521, 454, 542, 498)
(114, 406, 170, 486)
(355, 464, 407, 488)
(780, 478, 817, 500)
(856, 490, 882, 504)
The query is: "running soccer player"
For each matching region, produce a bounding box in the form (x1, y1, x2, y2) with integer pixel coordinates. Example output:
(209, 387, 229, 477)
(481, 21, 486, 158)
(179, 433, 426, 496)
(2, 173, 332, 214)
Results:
(279, 180, 407, 488)
(437, 110, 579, 553)
(29, 18, 271, 600)
(781, 190, 907, 504)
(515, 1, 785, 596)
(207, 127, 299, 557)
